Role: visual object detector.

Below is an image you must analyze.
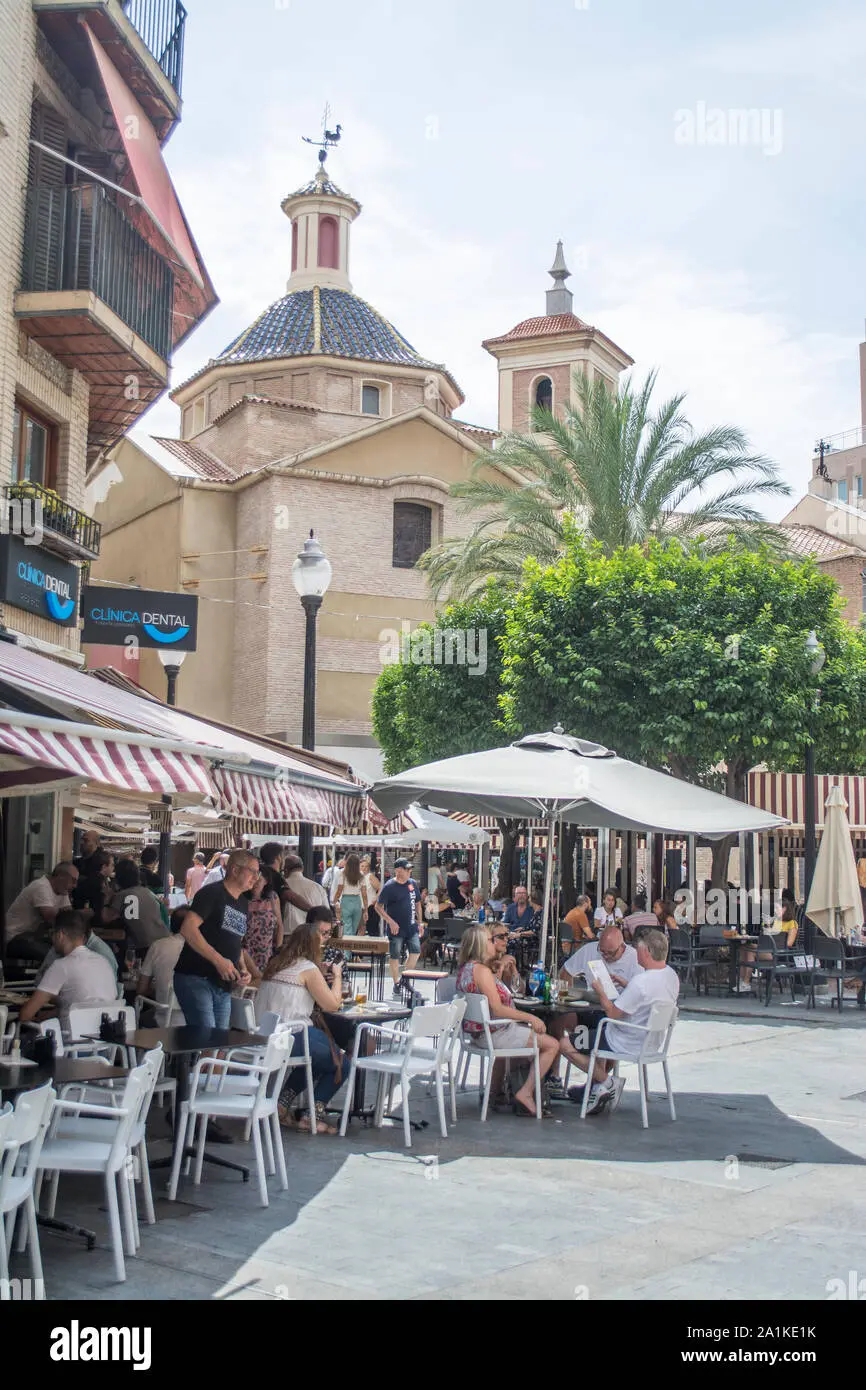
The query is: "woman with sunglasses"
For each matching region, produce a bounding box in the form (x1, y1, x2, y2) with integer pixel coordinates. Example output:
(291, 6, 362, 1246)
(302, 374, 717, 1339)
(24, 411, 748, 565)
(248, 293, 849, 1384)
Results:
(456, 924, 559, 1117)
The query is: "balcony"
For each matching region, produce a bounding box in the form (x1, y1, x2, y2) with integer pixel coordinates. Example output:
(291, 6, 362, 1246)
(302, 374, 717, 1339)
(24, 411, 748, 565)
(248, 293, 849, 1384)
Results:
(16, 184, 173, 454)
(814, 428, 866, 454)
(34, 0, 187, 140)
(5, 482, 102, 562)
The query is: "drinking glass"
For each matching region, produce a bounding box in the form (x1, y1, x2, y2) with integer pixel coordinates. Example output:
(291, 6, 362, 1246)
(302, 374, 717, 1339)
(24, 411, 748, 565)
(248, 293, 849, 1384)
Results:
(354, 990, 367, 1007)
(124, 947, 138, 981)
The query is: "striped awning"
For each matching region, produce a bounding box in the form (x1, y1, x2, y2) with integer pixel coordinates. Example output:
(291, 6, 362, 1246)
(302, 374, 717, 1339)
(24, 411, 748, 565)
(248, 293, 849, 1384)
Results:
(210, 767, 365, 830)
(748, 773, 866, 829)
(0, 723, 214, 798)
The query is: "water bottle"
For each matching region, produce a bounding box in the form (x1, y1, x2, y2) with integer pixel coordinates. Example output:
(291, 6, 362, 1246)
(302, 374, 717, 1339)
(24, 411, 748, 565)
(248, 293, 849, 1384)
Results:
(543, 972, 552, 1005)
(529, 962, 545, 999)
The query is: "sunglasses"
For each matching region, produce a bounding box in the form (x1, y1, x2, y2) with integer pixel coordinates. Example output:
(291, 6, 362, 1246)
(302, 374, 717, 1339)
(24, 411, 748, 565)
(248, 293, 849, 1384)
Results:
(492, 933, 509, 941)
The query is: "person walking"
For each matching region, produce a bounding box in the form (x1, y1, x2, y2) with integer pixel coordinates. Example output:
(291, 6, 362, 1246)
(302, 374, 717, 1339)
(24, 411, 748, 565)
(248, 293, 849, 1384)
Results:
(375, 858, 424, 995)
(172, 850, 260, 1029)
(334, 853, 368, 936)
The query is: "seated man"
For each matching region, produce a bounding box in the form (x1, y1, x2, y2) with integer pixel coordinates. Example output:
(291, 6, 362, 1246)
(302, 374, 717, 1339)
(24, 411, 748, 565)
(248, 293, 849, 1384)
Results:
(564, 894, 595, 943)
(36, 923, 118, 983)
(18, 910, 118, 1029)
(5, 862, 78, 964)
(548, 925, 643, 1091)
(622, 895, 658, 942)
(561, 925, 643, 991)
(137, 907, 188, 1025)
(503, 886, 534, 937)
(560, 929, 679, 1113)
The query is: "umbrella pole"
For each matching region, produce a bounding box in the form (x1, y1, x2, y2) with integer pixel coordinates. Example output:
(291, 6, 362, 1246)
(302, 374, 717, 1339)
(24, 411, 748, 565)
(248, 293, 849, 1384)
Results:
(540, 812, 557, 975)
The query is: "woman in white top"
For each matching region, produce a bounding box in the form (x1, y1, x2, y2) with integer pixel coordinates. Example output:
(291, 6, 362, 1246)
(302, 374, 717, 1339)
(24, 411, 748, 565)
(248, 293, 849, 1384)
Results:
(361, 859, 381, 936)
(594, 889, 624, 933)
(334, 853, 368, 936)
(256, 920, 344, 1134)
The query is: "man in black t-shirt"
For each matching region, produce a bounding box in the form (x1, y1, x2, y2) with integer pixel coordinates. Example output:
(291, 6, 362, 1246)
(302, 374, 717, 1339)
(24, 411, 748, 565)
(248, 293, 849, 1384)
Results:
(139, 846, 164, 894)
(173, 849, 260, 1028)
(376, 858, 424, 997)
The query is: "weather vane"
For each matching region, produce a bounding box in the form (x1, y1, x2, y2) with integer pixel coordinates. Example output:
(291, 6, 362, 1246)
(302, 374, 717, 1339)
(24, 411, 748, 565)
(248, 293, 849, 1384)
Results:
(302, 104, 342, 166)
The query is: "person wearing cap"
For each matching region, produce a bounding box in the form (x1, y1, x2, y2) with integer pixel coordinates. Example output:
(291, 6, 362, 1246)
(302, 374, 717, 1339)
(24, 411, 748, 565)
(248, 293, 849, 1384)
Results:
(375, 858, 424, 996)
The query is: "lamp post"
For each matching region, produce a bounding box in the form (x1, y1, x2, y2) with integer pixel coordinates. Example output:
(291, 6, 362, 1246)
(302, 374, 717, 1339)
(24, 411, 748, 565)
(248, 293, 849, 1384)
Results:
(292, 530, 332, 875)
(158, 649, 187, 708)
(156, 650, 188, 898)
(803, 629, 826, 904)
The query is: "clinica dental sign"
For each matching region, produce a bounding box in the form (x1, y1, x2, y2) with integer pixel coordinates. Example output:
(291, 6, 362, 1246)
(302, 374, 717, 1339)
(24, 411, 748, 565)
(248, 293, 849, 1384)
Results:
(81, 586, 199, 652)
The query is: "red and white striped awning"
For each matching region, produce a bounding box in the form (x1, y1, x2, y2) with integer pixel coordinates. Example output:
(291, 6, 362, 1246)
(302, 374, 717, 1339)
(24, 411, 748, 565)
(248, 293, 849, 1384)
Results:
(748, 772, 866, 829)
(0, 723, 214, 799)
(210, 766, 364, 830)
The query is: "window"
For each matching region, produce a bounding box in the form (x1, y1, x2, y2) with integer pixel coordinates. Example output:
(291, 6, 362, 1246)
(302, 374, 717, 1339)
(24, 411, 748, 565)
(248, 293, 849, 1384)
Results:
(291, 220, 299, 272)
(11, 402, 56, 487)
(318, 215, 339, 269)
(838, 479, 848, 503)
(362, 384, 381, 416)
(393, 501, 432, 569)
(535, 376, 553, 413)
(857, 476, 863, 500)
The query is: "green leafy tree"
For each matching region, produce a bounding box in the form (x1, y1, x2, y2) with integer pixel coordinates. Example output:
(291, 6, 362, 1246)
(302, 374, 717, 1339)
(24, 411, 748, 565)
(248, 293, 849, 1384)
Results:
(500, 539, 866, 882)
(419, 370, 790, 600)
(371, 590, 527, 896)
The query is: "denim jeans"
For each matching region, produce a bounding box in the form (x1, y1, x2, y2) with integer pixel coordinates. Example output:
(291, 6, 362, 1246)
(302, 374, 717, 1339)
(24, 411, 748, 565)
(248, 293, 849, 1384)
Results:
(172, 973, 232, 1029)
(283, 1026, 340, 1106)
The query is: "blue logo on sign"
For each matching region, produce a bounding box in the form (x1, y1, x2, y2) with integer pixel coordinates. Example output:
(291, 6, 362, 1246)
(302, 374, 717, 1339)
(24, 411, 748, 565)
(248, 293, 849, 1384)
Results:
(143, 623, 190, 645)
(45, 592, 76, 622)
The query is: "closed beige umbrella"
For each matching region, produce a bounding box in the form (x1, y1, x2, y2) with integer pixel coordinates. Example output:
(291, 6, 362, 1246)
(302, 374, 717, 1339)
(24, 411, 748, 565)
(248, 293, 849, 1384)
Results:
(806, 785, 862, 938)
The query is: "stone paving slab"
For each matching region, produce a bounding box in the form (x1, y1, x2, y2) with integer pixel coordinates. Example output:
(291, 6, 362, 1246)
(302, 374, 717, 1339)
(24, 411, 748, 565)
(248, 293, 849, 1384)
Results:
(12, 1013, 866, 1301)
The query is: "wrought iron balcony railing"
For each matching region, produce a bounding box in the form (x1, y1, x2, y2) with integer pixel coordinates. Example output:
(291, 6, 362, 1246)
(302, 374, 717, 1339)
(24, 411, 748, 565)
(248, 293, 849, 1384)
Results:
(21, 183, 174, 361)
(121, 0, 187, 95)
(5, 482, 102, 560)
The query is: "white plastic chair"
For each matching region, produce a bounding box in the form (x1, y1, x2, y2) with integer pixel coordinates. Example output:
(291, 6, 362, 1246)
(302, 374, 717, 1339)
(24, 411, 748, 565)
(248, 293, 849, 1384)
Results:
(338, 1001, 462, 1148)
(456, 993, 542, 1123)
(435, 976, 458, 1004)
(36, 1064, 150, 1282)
(50, 1046, 165, 1234)
(579, 1001, 678, 1128)
(0, 1006, 10, 1055)
(169, 1029, 293, 1206)
(134, 991, 184, 1029)
(67, 1005, 137, 1067)
(0, 1083, 55, 1300)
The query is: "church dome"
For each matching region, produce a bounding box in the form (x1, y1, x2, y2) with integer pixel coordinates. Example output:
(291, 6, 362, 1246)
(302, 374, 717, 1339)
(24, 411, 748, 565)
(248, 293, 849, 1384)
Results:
(217, 286, 447, 374)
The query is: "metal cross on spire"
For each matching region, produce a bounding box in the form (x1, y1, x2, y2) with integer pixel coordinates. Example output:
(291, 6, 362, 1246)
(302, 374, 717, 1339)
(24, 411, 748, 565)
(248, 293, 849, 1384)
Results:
(302, 104, 343, 166)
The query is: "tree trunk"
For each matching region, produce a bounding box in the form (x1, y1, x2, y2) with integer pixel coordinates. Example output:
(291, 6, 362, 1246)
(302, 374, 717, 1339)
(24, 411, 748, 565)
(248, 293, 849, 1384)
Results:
(494, 819, 524, 899)
(710, 760, 749, 888)
(560, 824, 578, 914)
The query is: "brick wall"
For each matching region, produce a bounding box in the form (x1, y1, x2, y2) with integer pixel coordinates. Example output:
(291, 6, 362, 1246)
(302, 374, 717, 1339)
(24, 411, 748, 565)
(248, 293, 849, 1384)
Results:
(511, 363, 573, 433)
(818, 556, 865, 625)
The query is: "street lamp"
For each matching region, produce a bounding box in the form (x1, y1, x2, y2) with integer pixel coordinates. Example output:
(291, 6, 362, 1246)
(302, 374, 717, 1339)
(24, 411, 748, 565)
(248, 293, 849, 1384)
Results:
(292, 530, 332, 873)
(803, 630, 826, 902)
(158, 649, 187, 708)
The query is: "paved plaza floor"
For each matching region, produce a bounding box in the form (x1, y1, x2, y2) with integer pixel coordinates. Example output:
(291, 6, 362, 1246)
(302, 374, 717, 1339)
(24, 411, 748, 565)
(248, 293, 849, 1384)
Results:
(17, 1001, 866, 1303)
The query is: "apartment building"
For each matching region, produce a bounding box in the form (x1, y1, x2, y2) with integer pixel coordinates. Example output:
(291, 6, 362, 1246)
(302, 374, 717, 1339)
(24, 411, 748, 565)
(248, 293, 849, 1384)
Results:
(0, 0, 214, 883)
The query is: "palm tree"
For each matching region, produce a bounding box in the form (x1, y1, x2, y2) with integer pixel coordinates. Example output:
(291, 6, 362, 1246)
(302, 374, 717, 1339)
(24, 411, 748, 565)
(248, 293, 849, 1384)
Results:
(420, 369, 791, 600)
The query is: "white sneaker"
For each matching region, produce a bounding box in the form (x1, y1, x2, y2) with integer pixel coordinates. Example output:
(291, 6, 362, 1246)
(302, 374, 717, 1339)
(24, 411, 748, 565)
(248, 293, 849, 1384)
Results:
(585, 1076, 616, 1115)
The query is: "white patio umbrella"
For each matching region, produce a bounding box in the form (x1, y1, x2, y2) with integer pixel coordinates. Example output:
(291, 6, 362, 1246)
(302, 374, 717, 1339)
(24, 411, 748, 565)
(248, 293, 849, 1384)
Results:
(806, 784, 862, 939)
(371, 732, 788, 968)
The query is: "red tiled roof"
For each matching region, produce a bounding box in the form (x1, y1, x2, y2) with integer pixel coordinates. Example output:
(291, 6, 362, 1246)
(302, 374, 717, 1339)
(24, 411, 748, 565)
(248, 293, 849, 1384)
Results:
(151, 438, 240, 482)
(484, 313, 592, 346)
(778, 524, 866, 561)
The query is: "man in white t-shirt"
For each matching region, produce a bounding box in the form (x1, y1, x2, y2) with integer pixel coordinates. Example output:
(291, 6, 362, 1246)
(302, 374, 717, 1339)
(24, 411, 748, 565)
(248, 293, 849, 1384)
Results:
(561, 929, 679, 1114)
(322, 858, 345, 905)
(137, 911, 187, 1024)
(561, 926, 643, 991)
(18, 911, 117, 1028)
(283, 855, 330, 933)
(5, 863, 78, 963)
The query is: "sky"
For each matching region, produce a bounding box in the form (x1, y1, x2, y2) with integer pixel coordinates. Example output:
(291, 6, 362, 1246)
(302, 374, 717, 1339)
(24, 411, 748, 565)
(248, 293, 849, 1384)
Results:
(139, 0, 866, 519)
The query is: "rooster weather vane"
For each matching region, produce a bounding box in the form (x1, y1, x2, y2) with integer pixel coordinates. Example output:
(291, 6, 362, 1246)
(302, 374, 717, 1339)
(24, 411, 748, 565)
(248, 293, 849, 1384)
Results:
(302, 106, 342, 166)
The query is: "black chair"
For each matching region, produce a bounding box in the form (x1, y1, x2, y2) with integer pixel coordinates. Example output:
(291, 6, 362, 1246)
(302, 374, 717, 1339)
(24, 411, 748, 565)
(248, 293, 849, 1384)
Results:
(667, 927, 696, 992)
(688, 926, 728, 995)
(751, 934, 804, 1006)
(805, 937, 845, 1010)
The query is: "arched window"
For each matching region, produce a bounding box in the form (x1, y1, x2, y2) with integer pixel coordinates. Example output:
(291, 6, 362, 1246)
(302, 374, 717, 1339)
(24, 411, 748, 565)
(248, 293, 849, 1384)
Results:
(318, 215, 339, 269)
(291, 220, 299, 271)
(362, 384, 381, 416)
(393, 502, 432, 569)
(535, 376, 553, 413)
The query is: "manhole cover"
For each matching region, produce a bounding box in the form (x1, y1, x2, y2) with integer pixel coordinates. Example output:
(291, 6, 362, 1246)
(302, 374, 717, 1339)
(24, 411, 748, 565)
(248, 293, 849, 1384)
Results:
(737, 1155, 794, 1169)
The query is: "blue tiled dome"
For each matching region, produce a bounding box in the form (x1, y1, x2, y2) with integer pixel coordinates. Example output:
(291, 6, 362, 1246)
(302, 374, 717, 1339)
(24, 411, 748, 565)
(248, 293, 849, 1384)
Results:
(217, 287, 443, 372)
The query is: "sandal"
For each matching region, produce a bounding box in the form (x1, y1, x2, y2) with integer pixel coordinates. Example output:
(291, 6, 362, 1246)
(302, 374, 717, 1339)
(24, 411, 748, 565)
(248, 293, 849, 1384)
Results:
(295, 1113, 338, 1135)
(512, 1098, 537, 1117)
